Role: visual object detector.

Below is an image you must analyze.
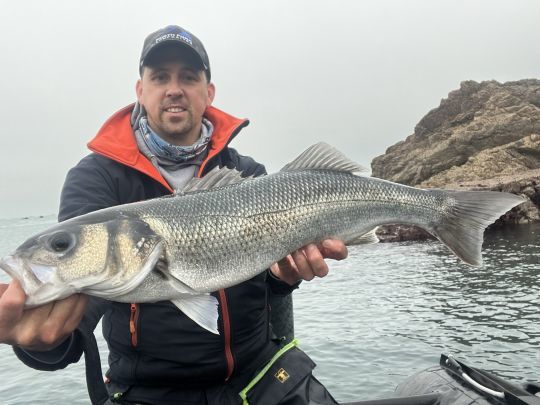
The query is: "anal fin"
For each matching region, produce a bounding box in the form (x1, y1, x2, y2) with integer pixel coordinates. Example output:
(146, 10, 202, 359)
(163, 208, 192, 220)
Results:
(345, 228, 380, 245)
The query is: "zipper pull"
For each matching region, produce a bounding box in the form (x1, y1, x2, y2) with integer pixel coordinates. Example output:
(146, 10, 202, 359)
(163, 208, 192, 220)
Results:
(130, 303, 138, 346)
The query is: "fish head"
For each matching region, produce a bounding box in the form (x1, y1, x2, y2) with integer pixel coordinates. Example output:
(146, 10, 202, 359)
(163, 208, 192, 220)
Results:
(0, 216, 164, 306)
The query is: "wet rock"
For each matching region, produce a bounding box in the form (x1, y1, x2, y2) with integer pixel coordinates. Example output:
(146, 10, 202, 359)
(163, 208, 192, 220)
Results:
(371, 79, 540, 242)
(374, 225, 433, 243)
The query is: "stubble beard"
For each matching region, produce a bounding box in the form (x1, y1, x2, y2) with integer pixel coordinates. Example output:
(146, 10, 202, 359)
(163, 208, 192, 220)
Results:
(156, 109, 200, 146)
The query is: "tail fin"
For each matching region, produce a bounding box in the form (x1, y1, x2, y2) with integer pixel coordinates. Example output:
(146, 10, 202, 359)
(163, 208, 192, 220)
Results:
(431, 191, 525, 266)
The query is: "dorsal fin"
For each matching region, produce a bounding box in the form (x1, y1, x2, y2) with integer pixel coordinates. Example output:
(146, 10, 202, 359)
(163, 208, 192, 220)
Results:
(281, 142, 366, 173)
(181, 166, 253, 193)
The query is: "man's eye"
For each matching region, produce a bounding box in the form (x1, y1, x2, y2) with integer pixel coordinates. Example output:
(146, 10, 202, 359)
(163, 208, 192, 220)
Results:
(183, 74, 198, 82)
(152, 74, 168, 82)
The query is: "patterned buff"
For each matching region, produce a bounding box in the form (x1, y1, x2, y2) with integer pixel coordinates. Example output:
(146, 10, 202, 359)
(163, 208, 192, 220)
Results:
(131, 102, 215, 191)
(138, 115, 214, 163)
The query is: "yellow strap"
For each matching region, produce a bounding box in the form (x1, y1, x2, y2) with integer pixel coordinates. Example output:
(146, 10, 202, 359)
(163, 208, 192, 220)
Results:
(238, 339, 299, 405)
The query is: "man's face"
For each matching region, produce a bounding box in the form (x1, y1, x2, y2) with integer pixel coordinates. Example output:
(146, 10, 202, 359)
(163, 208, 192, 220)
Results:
(136, 47, 215, 146)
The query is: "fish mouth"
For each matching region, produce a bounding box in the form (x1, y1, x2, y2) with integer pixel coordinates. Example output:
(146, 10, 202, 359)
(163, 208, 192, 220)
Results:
(0, 255, 72, 307)
(0, 255, 24, 283)
(0, 255, 58, 293)
(1, 255, 58, 282)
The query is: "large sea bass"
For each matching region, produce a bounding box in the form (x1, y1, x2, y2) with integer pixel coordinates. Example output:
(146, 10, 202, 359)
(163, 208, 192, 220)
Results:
(0, 143, 524, 333)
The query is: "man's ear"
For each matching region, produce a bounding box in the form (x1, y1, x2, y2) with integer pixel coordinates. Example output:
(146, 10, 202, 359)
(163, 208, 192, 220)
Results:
(207, 82, 216, 105)
(136, 79, 143, 103)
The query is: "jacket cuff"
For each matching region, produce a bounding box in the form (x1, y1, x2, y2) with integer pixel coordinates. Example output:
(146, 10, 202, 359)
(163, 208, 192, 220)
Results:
(13, 331, 83, 371)
(266, 269, 301, 296)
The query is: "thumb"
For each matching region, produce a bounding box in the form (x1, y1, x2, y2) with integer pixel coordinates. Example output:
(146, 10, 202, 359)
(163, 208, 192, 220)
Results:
(6, 279, 26, 298)
(0, 284, 8, 296)
(0, 280, 26, 335)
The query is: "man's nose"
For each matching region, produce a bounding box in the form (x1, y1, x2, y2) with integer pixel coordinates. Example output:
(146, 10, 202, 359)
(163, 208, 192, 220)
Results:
(166, 80, 184, 97)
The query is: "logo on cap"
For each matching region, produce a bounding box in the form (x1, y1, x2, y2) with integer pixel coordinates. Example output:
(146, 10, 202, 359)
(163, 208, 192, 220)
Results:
(179, 30, 193, 45)
(154, 28, 193, 46)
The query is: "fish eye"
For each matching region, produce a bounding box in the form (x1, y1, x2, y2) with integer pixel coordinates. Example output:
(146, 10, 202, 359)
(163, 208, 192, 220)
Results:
(48, 232, 75, 253)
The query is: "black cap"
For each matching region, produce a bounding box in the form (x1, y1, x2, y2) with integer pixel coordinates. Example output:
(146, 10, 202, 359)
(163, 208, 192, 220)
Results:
(139, 25, 210, 80)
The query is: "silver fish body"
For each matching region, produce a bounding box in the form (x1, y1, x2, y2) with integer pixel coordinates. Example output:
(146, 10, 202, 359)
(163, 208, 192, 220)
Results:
(0, 143, 525, 333)
(124, 170, 470, 292)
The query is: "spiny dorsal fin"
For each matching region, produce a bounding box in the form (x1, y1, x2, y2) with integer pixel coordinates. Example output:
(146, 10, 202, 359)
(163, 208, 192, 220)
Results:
(181, 166, 253, 193)
(281, 142, 366, 173)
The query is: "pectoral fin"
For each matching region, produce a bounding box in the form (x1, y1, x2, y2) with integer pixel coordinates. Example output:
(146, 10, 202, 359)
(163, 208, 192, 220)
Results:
(171, 295, 220, 334)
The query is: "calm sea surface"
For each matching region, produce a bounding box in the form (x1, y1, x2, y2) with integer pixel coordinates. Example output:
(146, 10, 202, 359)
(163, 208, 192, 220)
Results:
(0, 216, 538, 404)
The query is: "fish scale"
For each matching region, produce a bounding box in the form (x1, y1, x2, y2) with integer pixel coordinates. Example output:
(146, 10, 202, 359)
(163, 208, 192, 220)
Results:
(120, 170, 462, 293)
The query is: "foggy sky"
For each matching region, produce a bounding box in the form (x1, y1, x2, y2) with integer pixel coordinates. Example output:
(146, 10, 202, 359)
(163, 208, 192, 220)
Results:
(1, 0, 539, 218)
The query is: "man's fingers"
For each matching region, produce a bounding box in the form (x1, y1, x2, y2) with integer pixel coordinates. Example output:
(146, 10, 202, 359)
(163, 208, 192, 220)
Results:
(13, 294, 85, 351)
(276, 255, 295, 273)
(303, 244, 328, 278)
(291, 249, 314, 281)
(272, 240, 347, 285)
(271, 256, 300, 285)
(40, 294, 87, 347)
(63, 294, 88, 335)
(0, 280, 85, 350)
(47, 295, 83, 327)
(320, 239, 348, 260)
(1, 287, 85, 349)
(15, 302, 60, 348)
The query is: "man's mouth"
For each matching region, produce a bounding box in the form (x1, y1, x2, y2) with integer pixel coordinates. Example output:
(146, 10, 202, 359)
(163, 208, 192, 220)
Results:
(163, 106, 186, 113)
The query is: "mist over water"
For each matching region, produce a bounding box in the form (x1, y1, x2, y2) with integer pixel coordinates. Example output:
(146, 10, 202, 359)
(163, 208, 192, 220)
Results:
(0, 217, 538, 403)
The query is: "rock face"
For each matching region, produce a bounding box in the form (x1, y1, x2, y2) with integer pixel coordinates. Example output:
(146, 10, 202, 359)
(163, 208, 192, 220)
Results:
(371, 79, 540, 242)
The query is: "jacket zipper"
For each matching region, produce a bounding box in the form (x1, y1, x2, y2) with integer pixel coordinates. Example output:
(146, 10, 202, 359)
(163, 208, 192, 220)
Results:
(218, 290, 234, 380)
(129, 303, 139, 347)
(196, 128, 246, 382)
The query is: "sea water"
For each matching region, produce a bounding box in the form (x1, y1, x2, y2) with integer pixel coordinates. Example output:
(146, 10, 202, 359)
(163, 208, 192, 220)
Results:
(0, 216, 538, 404)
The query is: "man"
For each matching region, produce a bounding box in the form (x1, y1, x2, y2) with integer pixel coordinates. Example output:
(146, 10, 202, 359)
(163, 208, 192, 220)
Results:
(0, 25, 346, 404)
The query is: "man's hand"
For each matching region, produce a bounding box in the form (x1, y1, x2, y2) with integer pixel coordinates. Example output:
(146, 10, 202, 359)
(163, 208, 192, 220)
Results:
(0, 281, 88, 351)
(270, 239, 347, 285)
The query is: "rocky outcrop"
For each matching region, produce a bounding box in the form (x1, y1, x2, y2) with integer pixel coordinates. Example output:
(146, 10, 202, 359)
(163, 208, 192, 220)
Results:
(371, 79, 540, 242)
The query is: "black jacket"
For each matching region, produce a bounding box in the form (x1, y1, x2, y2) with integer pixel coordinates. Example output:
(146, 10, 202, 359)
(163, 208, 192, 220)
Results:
(14, 105, 296, 404)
